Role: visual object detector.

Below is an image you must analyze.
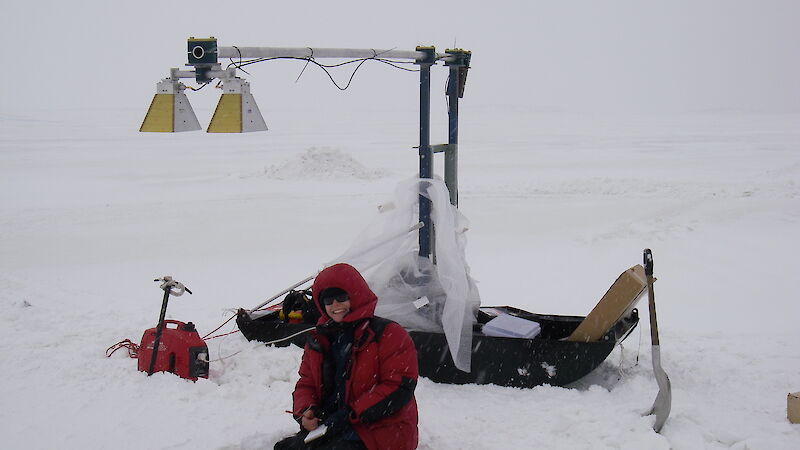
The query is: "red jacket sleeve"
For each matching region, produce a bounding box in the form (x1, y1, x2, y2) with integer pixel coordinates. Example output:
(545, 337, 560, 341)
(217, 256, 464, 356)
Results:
(292, 344, 321, 419)
(350, 323, 418, 423)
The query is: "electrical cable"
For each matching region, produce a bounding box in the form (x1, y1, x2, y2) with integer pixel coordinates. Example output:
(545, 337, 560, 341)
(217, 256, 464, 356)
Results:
(223, 53, 420, 91)
(261, 327, 315, 346)
(295, 48, 314, 83)
(184, 81, 211, 91)
(201, 313, 237, 340)
(203, 349, 243, 363)
(229, 46, 252, 75)
(203, 329, 240, 340)
(106, 339, 140, 358)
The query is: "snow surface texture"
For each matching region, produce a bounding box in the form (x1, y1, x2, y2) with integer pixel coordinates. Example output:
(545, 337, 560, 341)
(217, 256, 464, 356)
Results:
(1, 108, 799, 449)
(256, 147, 387, 181)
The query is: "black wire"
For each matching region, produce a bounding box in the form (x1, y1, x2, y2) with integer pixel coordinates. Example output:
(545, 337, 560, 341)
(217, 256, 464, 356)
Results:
(295, 48, 313, 83)
(229, 46, 252, 75)
(226, 56, 296, 69)
(222, 54, 420, 91)
(374, 59, 420, 72)
(301, 57, 418, 71)
(186, 81, 212, 91)
(308, 48, 391, 68)
(320, 58, 366, 90)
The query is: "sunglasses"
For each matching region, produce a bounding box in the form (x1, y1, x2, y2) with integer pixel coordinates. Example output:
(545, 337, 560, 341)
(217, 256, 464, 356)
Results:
(322, 294, 349, 306)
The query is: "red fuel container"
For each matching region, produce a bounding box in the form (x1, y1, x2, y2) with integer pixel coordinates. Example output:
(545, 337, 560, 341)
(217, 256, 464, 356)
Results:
(138, 320, 209, 381)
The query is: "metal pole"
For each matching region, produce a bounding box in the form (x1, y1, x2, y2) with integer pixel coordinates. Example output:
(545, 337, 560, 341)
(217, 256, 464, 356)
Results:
(445, 64, 459, 207)
(417, 47, 435, 258)
(147, 287, 171, 376)
(218, 46, 454, 62)
(444, 49, 470, 207)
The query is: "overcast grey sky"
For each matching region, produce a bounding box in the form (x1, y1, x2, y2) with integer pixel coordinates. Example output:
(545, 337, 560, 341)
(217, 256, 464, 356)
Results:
(1, 0, 798, 114)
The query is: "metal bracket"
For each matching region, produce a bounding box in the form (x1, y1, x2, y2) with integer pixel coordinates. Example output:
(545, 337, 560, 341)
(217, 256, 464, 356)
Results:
(413, 144, 452, 153)
(431, 144, 452, 154)
(415, 46, 437, 66)
(445, 49, 471, 98)
(168, 66, 235, 83)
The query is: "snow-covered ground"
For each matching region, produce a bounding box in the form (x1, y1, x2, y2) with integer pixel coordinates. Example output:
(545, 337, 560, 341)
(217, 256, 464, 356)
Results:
(1, 106, 798, 449)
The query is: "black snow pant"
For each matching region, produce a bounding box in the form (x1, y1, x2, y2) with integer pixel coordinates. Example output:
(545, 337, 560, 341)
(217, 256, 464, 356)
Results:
(273, 431, 367, 450)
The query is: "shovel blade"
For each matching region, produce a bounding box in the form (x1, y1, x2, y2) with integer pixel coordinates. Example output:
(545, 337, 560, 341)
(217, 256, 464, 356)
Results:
(647, 345, 672, 432)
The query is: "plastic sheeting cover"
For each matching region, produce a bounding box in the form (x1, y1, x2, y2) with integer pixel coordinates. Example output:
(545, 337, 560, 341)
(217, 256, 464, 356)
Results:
(331, 178, 480, 372)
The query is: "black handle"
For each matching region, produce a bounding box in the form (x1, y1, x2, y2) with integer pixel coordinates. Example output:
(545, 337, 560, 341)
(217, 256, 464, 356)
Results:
(644, 249, 654, 276)
(148, 286, 172, 376)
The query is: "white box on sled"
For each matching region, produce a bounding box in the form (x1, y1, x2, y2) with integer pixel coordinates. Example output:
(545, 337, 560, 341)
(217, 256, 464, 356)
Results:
(483, 314, 541, 339)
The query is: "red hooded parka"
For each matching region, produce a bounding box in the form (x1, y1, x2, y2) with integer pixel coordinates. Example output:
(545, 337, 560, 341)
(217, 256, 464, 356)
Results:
(293, 263, 419, 450)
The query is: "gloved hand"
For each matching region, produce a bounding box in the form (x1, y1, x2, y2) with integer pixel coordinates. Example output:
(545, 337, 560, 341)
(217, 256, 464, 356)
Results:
(300, 407, 320, 431)
(322, 407, 352, 436)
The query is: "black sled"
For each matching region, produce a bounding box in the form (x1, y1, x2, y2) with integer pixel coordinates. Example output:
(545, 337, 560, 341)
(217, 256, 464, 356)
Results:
(236, 265, 643, 389)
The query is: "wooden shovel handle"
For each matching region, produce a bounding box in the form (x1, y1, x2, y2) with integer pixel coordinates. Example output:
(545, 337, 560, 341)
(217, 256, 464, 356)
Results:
(644, 249, 660, 346)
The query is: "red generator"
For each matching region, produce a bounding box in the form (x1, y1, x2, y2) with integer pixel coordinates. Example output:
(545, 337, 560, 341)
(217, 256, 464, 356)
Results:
(138, 320, 209, 381)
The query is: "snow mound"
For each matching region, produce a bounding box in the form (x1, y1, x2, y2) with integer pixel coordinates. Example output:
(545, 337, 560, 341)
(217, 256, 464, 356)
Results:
(263, 147, 386, 180)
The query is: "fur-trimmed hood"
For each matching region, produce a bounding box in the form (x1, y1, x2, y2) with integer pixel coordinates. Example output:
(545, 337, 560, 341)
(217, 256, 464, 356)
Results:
(311, 263, 377, 324)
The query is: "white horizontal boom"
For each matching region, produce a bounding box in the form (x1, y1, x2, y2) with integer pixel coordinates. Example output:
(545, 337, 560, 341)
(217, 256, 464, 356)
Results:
(168, 67, 235, 81)
(218, 46, 451, 62)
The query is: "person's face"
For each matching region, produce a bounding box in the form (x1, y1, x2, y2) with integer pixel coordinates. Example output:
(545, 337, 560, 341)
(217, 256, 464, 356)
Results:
(324, 297, 351, 323)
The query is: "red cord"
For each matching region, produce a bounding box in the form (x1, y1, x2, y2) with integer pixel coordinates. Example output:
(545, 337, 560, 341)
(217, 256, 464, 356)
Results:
(201, 314, 237, 340)
(106, 339, 140, 358)
(203, 329, 241, 340)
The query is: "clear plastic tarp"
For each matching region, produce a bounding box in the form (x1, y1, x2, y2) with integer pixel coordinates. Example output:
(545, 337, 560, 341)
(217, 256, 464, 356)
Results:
(331, 178, 481, 372)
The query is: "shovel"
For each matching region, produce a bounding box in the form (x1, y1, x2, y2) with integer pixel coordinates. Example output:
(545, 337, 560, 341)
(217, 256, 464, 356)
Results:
(644, 249, 671, 432)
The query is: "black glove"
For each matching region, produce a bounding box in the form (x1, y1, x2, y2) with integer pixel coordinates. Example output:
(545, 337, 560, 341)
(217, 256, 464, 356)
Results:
(322, 408, 352, 436)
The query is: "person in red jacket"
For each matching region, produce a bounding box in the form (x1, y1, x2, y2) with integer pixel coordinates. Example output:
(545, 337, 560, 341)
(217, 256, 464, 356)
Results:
(274, 263, 419, 450)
